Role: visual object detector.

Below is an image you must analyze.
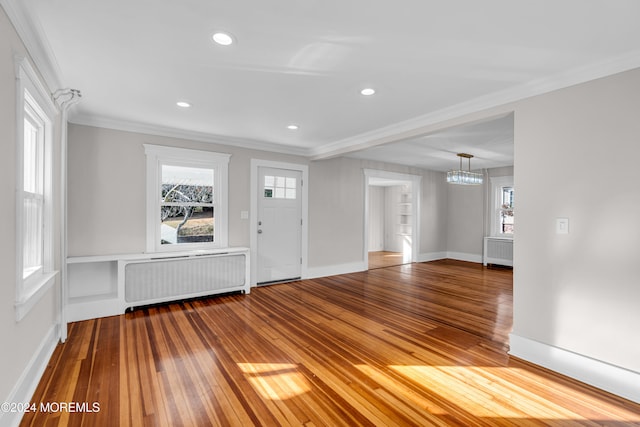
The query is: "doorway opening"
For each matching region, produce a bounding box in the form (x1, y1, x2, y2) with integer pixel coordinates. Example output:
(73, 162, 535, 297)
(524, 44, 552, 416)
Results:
(364, 170, 420, 270)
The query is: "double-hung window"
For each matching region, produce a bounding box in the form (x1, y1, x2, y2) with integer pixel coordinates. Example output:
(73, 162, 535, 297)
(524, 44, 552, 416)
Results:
(15, 56, 57, 320)
(490, 176, 514, 237)
(145, 145, 230, 252)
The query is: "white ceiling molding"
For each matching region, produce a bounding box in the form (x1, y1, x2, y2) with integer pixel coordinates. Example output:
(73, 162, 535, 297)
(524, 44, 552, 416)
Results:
(1, 0, 64, 92)
(310, 48, 640, 160)
(69, 114, 310, 157)
(7, 0, 640, 165)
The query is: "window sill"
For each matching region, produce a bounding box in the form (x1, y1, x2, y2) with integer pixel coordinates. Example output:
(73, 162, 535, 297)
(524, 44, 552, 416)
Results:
(15, 271, 58, 322)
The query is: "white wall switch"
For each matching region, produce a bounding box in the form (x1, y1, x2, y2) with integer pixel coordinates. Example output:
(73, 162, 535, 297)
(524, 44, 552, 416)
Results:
(240, 210, 249, 220)
(556, 217, 569, 234)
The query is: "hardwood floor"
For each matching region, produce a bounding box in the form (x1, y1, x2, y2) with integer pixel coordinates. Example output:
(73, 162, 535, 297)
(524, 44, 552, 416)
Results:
(368, 251, 405, 269)
(23, 260, 640, 426)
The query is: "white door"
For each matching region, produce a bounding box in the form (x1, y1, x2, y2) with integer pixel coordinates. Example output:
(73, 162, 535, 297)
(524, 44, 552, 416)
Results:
(257, 167, 302, 284)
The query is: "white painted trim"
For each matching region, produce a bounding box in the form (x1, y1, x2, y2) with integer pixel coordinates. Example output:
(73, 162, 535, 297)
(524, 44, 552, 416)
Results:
(143, 144, 230, 253)
(72, 114, 309, 157)
(14, 55, 59, 322)
(1, 0, 64, 91)
(310, 50, 640, 160)
(0, 324, 60, 427)
(509, 334, 640, 404)
(15, 272, 57, 321)
(445, 251, 483, 264)
(306, 261, 367, 280)
(489, 176, 514, 237)
(417, 252, 447, 263)
(69, 45, 640, 164)
(250, 159, 309, 286)
(363, 169, 422, 270)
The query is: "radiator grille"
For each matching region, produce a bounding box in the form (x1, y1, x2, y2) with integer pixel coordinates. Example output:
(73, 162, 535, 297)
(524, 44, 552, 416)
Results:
(124, 254, 246, 303)
(484, 237, 513, 266)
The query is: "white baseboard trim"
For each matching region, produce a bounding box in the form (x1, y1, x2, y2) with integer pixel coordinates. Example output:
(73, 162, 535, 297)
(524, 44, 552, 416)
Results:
(0, 324, 60, 427)
(417, 252, 447, 262)
(509, 333, 640, 404)
(446, 251, 483, 264)
(305, 261, 367, 279)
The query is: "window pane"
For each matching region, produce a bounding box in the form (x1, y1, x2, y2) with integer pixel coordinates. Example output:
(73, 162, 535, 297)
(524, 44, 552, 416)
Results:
(24, 117, 43, 194)
(23, 196, 43, 275)
(500, 209, 514, 234)
(501, 187, 514, 209)
(161, 206, 214, 245)
(162, 165, 213, 203)
(264, 175, 297, 199)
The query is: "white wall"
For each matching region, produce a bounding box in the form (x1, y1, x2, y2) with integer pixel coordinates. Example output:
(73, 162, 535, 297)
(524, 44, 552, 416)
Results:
(67, 124, 309, 255)
(368, 186, 384, 251)
(446, 182, 484, 261)
(445, 166, 513, 262)
(67, 133, 450, 273)
(0, 6, 61, 424)
(513, 68, 640, 375)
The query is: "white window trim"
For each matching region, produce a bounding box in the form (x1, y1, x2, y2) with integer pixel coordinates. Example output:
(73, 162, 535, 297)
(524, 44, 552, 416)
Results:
(14, 55, 59, 321)
(144, 144, 230, 253)
(489, 175, 514, 238)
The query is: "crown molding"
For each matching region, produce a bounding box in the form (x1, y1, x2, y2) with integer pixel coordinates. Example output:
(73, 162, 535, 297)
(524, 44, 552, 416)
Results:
(69, 113, 311, 157)
(310, 49, 640, 160)
(1, 0, 64, 91)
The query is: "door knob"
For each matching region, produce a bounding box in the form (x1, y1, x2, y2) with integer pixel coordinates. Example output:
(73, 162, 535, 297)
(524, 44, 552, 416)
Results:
(258, 229, 263, 234)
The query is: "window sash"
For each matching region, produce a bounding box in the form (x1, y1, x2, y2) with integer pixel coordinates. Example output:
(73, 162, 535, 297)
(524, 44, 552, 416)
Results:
(23, 193, 44, 278)
(145, 144, 230, 252)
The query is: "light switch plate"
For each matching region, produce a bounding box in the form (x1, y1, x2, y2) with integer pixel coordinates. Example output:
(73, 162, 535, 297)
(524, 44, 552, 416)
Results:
(240, 210, 249, 220)
(556, 218, 569, 234)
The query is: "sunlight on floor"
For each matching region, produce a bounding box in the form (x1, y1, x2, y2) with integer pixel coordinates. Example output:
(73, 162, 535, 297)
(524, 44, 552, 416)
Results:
(388, 365, 637, 421)
(237, 363, 311, 400)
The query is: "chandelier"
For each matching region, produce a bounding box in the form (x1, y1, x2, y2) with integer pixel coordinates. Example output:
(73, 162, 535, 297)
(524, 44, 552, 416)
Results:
(446, 153, 483, 185)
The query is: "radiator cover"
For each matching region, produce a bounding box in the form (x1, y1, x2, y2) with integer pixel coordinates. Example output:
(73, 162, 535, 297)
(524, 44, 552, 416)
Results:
(483, 237, 513, 267)
(124, 253, 246, 303)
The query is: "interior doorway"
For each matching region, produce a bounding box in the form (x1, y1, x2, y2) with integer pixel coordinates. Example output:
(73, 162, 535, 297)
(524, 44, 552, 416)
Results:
(364, 170, 421, 270)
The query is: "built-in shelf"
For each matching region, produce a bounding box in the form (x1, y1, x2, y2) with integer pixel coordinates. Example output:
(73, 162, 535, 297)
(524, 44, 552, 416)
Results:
(66, 247, 250, 322)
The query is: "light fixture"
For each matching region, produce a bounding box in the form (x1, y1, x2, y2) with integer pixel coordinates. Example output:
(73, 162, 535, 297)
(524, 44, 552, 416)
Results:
(360, 88, 376, 96)
(446, 153, 483, 185)
(176, 101, 191, 108)
(287, 124, 299, 130)
(212, 32, 234, 46)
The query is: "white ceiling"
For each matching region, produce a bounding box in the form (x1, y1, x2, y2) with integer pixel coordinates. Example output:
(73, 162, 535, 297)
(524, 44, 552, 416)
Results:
(349, 113, 514, 171)
(14, 0, 640, 165)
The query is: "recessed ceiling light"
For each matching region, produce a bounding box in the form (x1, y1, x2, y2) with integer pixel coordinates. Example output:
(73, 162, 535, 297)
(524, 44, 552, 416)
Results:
(176, 101, 191, 108)
(287, 124, 299, 130)
(360, 88, 376, 96)
(212, 32, 234, 46)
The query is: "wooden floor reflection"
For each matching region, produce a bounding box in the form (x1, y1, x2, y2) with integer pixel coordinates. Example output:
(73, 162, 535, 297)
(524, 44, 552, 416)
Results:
(24, 260, 640, 426)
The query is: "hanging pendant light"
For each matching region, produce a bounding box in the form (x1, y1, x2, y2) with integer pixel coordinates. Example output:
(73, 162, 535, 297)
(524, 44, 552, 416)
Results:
(446, 153, 483, 185)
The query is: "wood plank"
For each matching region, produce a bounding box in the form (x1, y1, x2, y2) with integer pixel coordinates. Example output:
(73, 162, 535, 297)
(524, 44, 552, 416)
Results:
(24, 260, 640, 426)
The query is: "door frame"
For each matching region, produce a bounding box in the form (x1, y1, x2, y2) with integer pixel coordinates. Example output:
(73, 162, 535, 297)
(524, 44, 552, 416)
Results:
(363, 169, 421, 269)
(250, 159, 309, 287)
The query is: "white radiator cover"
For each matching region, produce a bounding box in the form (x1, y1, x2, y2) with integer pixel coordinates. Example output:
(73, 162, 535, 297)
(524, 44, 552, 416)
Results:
(483, 237, 513, 267)
(124, 253, 248, 306)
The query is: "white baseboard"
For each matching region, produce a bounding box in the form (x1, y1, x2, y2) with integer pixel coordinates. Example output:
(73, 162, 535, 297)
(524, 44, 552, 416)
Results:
(0, 324, 60, 427)
(446, 251, 483, 264)
(417, 252, 447, 262)
(305, 261, 367, 279)
(509, 333, 640, 404)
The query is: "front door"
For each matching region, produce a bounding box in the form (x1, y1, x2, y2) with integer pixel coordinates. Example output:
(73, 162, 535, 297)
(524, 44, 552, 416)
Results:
(256, 167, 302, 284)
